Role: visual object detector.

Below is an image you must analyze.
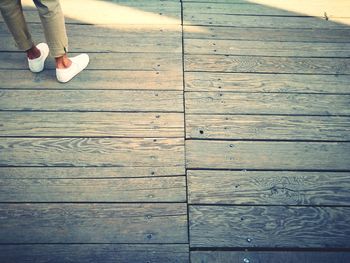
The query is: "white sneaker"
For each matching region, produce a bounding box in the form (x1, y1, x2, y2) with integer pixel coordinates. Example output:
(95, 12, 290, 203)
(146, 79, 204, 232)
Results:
(56, 54, 89, 83)
(28, 43, 49, 73)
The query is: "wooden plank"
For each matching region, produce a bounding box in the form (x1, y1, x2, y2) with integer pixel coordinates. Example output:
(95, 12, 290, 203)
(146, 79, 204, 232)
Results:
(183, 13, 350, 28)
(184, 26, 350, 42)
(189, 205, 350, 247)
(185, 92, 350, 115)
(186, 140, 350, 170)
(0, 70, 183, 90)
(0, 52, 182, 71)
(185, 55, 350, 74)
(185, 72, 350, 93)
(183, 3, 321, 17)
(188, 170, 350, 205)
(0, 203, 188, 243)
(191, 251, 350, 263)
(185, 39, 350, 57)
(0, 167, 185, 179)
(0, 176, 186, 202)
(1, 34, 181, 53)
(186, 115, 350, 141)
(6, 9, 181, 25)
(0, 244, 189, 263)
(0, 23, 182, 36)
(0, 137, 184, 167)
(0, 90, 183, 112)
(1, 24, 182, 53)
(0, 112, 184, 137)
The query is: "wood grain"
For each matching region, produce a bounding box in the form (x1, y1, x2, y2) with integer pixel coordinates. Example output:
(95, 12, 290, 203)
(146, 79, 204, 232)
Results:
(185, 55, 350, 74)
(185, 92, 350, 115)
(185, 72, 350, 93)
(190, 205, 350, 247)
(183, 2, 308, 16)
(184, 26, 350, 43)
(0, 244, 189, 263)
(0, 70, 183, 90)
(191, 251, 350, 263)
(186, 140, 350, 170)
(0, 176, 186, 202)
(0, 203, 188, 243)
(186, 115, 350, 141)
(188, 170, 350, 205)
(185, 39, 350, 57)
(0, 137, 184, 167)
(0, 90, 183, 112)
(0, 167, 185, 179)
(183, 13, 350, 28)
(0, 52, 182, 71)
(0, 112, 184, 137)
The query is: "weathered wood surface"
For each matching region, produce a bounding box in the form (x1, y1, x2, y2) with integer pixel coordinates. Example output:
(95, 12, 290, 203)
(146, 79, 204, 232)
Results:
(185, 92, 350, 115)
(0, 138, 184, 167)
(185, 55, 350, 74)
(0, 90, 183, 112)
(189, 205, 350, 247)
(1, 35, 181, 53)
(0, 176, 186, 202)
(0, 167, 185, 179)
(0, 244, 189, 263)
(186, 140, 350, 170)
(191, 251, 350, 263)
(185, 72, 350, 93)
(186, 115, 350, 141)
(183, 2, 309, 16)
(0, 24, 182, 53)
(0, 203, 188, 243)
(185, 39, 350, 57)
(0, 112, 184, 137)
(0, 244, 188, 263)
(184, 13, 350, 28)
(188, 170, 350, 205)
(184, 26, 350, 43)
(0, 70, 183, 90)
(0, 52, 182, 71)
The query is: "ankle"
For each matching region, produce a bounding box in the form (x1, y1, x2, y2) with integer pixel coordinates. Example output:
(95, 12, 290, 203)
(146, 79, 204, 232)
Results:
(55, 54, 72, 69)
(26, 45, 41, 60)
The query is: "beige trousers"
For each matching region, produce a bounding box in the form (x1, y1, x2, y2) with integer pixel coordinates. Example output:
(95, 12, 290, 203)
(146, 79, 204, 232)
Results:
(0, 0, 68, 57)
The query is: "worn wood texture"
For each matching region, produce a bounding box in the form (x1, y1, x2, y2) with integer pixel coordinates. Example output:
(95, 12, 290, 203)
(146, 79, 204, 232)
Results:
(0, 90, 183, 112)
(186, 115, 350, 141)
(183, 2, 310, 16)
(0, 24, 182, 53)
(0, 112, 184, 137)
(185, 72, 350, 93)
(183, 13, 350, 28)
(185, 39, 350, 57)
(188, 170, 350, 205)
(185, 92, 350, 115)
(0, 167, 185, 179)
(0, 52, 182, 71)
(186, 140, 350, 170)
(185, 55, 350, 74)
(0, 244, 189, 263)
(0, 70, 183, 90)
(0, 137, 184, 167)
(0, 176, 186, 202)
(0, 203, 188, 243)
(184, 26, 350, 42)
(191, 251, 350, 263)
(189, 205, 350, 247)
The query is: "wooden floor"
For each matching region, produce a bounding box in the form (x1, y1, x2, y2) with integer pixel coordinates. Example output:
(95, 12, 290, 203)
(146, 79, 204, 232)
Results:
(1, 0, 350, 262)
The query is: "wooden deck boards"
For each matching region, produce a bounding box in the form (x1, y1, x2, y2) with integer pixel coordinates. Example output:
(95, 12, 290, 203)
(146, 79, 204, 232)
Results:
(1, 0, 350, 262)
